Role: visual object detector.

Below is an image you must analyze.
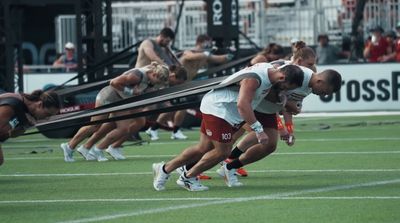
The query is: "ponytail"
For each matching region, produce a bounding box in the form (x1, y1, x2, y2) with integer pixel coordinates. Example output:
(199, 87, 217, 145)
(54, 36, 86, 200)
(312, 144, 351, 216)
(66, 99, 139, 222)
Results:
(22, 90, 60, 109)
(292, 41, 316, 61)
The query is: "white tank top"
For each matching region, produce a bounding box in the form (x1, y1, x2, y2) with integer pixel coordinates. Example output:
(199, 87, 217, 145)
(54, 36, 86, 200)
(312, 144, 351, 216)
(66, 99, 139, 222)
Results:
(200, 63, 274, 126)
(255, 65, 313, 114)
(286, 66, 313, 101)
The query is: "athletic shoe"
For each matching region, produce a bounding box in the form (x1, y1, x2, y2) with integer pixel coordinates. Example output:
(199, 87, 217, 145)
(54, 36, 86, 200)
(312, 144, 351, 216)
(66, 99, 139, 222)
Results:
(60, 143, 75, 162)
(105, 146, 126, 160)
(176, 174, 209, 191)
(88, 147, 108, 162)
(171, 130, 188, 140)
(198, 173, 212, 180)
(176, 165, 187, 176)
(146, 128, 159, 141)
(152, 162, 170, 191)
(217, 164, 243, 187)
(235, 168, 248, 177)
(176, 166, 211, 180)
(223, 158, 248, 177)
(77, 145, 95, 160)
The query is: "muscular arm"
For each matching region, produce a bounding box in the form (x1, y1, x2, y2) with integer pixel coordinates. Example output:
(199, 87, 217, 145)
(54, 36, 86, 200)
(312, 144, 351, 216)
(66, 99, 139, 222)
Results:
(141, 40, 165, 64)
(208, 54, 229, 64)
(181, 51, 208, 61)
(237, 78, 260, 125)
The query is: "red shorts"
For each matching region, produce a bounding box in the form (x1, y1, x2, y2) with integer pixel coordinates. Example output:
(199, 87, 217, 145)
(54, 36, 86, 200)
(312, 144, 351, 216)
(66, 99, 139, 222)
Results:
(200, 113, 243, 143)
(254, 111, 277, 130)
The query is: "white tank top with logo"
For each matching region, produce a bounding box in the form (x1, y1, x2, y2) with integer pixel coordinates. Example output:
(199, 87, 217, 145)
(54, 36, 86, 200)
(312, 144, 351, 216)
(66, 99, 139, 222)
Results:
(255, 65, 313, 114)
(200, 63, 274, 126)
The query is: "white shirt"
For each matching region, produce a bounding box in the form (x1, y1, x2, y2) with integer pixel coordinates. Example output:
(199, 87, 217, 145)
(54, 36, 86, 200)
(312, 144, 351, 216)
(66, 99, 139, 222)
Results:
(255, 65, 313, 114)
(200, 63, 274, 126)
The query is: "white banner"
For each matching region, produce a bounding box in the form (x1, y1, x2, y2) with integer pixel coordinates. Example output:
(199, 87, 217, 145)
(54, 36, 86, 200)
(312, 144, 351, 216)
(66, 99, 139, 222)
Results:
(23, 72, 78, 93)
(302, 63, 400, 112)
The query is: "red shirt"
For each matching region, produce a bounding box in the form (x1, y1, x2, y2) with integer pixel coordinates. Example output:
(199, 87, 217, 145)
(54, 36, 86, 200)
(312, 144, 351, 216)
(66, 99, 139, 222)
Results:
(366, 37, 389, 62)
(395, 39, 400, 62)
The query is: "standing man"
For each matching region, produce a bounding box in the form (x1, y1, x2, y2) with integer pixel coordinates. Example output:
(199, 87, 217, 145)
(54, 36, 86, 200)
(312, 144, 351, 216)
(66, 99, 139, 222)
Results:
(152, 64, 304, 191)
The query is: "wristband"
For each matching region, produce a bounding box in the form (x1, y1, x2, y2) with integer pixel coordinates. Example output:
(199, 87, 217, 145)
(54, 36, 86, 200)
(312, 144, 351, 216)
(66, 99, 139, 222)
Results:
(276, 116, 284, 130)
(8, 117, 19, 130)
(250, 121, 264, 134)
(285, 121, 294, 134)
(226, 53, 234, 61)
(123, 86, 134, 96)
(203, 51, 211, 57)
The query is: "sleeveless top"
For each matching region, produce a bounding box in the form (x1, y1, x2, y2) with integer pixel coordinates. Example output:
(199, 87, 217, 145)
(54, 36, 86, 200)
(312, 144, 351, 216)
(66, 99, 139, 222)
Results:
(0, 97, 30, 142)
(96, 68, 148, 105)
(255, 64, 313, 114)
(200, 63, 274, 126)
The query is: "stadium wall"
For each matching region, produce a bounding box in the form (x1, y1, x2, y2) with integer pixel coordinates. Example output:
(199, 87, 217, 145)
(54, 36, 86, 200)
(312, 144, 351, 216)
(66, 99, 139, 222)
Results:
(302, 63, 400, 112)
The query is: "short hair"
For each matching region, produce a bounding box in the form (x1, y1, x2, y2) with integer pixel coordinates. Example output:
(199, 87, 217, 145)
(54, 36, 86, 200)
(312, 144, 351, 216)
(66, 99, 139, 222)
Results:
(292, 41, 316, 61)
(321, 69, 342, 92)
(159, 27, 175, 39)
(279, 64, 304, 87)
(169, 65, 188, 81)
(317, 34, 329, 42)
(196, 34, 212, 44)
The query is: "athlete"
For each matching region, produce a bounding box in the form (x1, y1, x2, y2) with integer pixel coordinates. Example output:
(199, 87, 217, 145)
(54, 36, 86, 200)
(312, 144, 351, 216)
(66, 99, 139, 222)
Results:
(152, 63, 304, 191)
(231, 40, 318, 177)
(60, 62, 170, 162)
(218, 66, 342, 187)
(0, 90, 60, 166)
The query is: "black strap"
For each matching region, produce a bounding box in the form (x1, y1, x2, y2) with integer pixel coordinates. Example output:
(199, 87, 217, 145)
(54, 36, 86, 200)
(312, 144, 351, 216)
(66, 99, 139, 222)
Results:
(27, 101, 200, 135)
(34, 72, 259, 131)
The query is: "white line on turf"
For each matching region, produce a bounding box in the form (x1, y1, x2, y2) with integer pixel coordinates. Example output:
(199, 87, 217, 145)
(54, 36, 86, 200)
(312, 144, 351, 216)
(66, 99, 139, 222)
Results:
(56, 178, 400, 223)
(2, 196, 400, 204)
(7, 136, 400, 144)
(1, 169, 399, 177)
(5, 150, 400, 160)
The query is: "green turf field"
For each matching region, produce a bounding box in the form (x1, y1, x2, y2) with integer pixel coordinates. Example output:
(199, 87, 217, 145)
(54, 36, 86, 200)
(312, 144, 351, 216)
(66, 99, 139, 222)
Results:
(1, 115, 400, 223)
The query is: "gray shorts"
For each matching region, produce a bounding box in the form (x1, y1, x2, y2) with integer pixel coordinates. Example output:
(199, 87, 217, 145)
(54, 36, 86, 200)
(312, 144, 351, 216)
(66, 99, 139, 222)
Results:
(96, 86, 122, 106)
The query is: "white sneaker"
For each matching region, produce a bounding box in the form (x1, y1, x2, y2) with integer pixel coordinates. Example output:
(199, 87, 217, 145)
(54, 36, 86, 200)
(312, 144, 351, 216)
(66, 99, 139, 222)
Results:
(217, 164, 243, 187)
(152, 162, 170, 191)
(176, 174, 209, 191)
(171, 130, 188, 140)
(88, 147, 108, 162)
(105, 146, 126, 160)
(77, 145, 95, 160)
(146, 128, 159, 141)
(60, 143, 75, 162)
(176, 165, 187, 176)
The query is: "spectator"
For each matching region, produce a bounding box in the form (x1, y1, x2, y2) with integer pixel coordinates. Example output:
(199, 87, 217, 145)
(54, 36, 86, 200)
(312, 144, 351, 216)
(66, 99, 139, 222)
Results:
(250, 43, 285, 65)
(53, 42, 78, 71)
(380, 31, 398, 62)
(316, 34, 349, 64)
(363, 26, 392, 62)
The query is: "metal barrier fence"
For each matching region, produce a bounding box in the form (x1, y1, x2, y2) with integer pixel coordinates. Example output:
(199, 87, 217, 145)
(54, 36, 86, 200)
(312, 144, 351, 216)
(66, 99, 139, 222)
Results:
(55, 15, 77, 53)
(54, 0, 400, 53)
